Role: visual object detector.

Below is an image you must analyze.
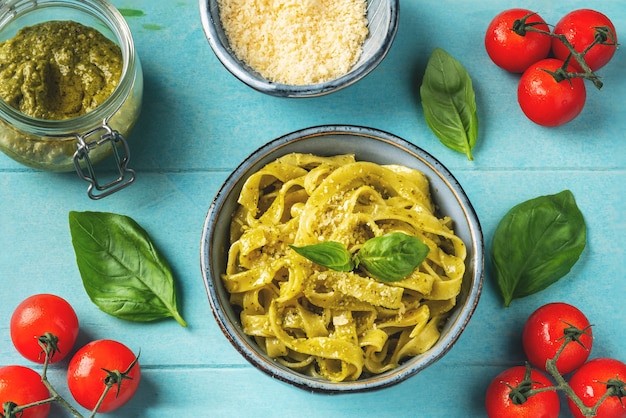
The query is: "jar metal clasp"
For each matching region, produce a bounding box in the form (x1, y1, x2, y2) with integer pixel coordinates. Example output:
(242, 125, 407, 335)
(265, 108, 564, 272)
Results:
(73, 120, 136, 200)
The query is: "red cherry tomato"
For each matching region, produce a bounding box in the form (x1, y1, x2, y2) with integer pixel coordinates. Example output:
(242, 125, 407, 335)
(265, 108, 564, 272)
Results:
(552, 9, 618, 72)
(10, 294, 79, 364)
(485, 365, 559, 418)
(0, 365, 50, 418)
(517, 58, 586, 127)
(485, 9, 551, 73)
(567, 358, 626, 418)
(67, 339, 140, 413)
(522, 302, 593, 375)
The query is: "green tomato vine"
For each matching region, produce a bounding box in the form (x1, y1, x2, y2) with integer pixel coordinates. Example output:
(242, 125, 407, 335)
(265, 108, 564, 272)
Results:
(506, 324, 625, 417)
(514, 12, 618, 89)
(1, 337, 140, 418)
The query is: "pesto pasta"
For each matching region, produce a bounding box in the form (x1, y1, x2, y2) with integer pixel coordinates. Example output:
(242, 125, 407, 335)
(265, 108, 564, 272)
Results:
(223, 153, 466, 382)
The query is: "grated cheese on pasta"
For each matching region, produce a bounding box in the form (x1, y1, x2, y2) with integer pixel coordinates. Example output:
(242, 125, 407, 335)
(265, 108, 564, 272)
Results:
(217, 0, 369, 85)
(224, 154, 468, 382)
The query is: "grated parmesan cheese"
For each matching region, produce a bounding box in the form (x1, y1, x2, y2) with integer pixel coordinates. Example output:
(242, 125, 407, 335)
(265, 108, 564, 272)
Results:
(217, 0, 369, 85)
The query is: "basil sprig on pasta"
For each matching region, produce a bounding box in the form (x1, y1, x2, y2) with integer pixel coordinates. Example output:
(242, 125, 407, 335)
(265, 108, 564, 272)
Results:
(290, 232, 430, 283)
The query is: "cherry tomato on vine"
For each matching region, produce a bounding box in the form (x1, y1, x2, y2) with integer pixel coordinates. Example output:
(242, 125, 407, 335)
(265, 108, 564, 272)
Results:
(485, 365, 559, 418)
(567, 358, 626, 418)
(485, 9, 551, 73)
(523, 302, 593, 375)
(0, 365, 50, 418)
(10, 294, 79, 364)
(67, 339, 140, 413)
(517, 58, 587, 127)
(552, 9, 618, 72)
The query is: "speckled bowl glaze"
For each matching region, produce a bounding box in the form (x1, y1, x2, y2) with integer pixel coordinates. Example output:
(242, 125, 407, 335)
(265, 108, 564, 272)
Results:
(200, 125, 484, 392)
(199, 0, 399, 97)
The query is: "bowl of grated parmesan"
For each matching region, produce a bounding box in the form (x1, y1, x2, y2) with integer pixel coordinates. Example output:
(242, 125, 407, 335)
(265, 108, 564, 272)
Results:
(199, 0, 399, 97)
(201, 125, 484, 392)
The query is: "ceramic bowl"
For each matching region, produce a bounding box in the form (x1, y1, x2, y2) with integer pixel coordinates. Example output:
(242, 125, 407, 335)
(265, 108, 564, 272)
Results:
(200, 125, 484, 392)
(198, 0, 399, 97)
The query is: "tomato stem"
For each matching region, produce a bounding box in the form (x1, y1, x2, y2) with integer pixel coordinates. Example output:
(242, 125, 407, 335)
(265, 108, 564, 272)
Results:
(550, 32, 604, 90)
(515, 14, 618, 90)
(534, 323, 617, 417)
(0, 333, 132, 418)
(38, 332, 61, 362)
(605, 378, 626, 405)
(88, 351, 141, 417)
(3, 335, 140, 418)
(38, 338, 86, 418)
(3, 338, 85, 418)
(511, 12, 547, 37)
(507, 362, 560, 405)
(88, 385, 112, 418)
(559, 321, 593, 349)
(2, 401, 17, 417)
(543, 355, 604, 417)
(2, 398, 56, 417)
(506, 322, 624, 416)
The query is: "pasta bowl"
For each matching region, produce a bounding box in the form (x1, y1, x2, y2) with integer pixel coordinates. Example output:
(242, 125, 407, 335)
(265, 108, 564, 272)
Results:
(200, 125, 483, 392)
(198, 0, 399, 97)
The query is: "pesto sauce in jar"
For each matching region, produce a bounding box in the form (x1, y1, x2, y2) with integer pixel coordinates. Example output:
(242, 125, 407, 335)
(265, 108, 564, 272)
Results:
(0, 20, 122, 120)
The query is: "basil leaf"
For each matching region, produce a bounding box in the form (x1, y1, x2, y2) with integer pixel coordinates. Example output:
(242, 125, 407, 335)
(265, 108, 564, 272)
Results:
(420, 47, 479, 161)
(290, 242, 354, 272)
(491, 190, 586, 307)
(68, 211, 187, 327)
(355, 232, 430, 282)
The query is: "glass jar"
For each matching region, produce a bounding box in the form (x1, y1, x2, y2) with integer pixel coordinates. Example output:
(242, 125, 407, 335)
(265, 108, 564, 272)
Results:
(0, 0, 143, 199)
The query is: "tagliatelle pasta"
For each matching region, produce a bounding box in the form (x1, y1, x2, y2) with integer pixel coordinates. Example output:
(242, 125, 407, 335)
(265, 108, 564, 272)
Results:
(223, 153, 466, 381)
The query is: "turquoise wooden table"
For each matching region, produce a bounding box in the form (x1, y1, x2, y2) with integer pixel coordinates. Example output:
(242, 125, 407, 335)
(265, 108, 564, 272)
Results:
(1, 0, 624, 416)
